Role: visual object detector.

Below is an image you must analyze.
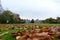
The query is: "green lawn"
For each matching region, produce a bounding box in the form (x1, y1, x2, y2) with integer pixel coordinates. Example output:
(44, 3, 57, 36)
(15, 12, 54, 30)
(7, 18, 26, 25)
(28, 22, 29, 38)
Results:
(20, 23, 60, 27)
(0, 26, 19, 40)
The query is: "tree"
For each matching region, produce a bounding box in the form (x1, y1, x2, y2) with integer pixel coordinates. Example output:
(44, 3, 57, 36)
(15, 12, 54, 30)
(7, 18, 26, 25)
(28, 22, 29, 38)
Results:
(43, 18, 56, 24)
(31, 19, 34, 23)
(0, 10, 26, 24)
(19, 19, 26, 23)
(2, 10, 14, 23)
(56, 17, 60, 23)
(0, 10, 20, 24)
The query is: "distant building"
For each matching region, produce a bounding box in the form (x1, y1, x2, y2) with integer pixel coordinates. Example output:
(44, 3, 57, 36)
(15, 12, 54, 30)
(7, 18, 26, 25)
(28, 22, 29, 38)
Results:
(25, 19, 30, 24)
(35, 19, 42, 24)
(25, 19, 43, 24)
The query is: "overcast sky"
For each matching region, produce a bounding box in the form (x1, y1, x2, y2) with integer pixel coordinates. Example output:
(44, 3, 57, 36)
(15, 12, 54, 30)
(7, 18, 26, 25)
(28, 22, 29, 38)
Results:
(1, 0, 60, 20)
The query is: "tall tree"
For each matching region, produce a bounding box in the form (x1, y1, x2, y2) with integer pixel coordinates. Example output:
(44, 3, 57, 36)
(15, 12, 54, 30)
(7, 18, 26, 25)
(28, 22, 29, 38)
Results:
(31, 19, 34, 23)
(0, 10, 20, 23)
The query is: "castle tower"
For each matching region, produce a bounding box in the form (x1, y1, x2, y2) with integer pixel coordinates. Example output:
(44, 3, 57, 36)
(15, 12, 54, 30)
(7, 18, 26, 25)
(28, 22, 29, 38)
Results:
(0, 0, 4, 13)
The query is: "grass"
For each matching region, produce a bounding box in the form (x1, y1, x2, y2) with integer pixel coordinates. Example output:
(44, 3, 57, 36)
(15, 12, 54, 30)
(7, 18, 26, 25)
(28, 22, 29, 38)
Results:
(1, 31, 16, 40)
(0, 24, 60, 28)
(0, 26, 19, 40)
(19, 23, 60, 27)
